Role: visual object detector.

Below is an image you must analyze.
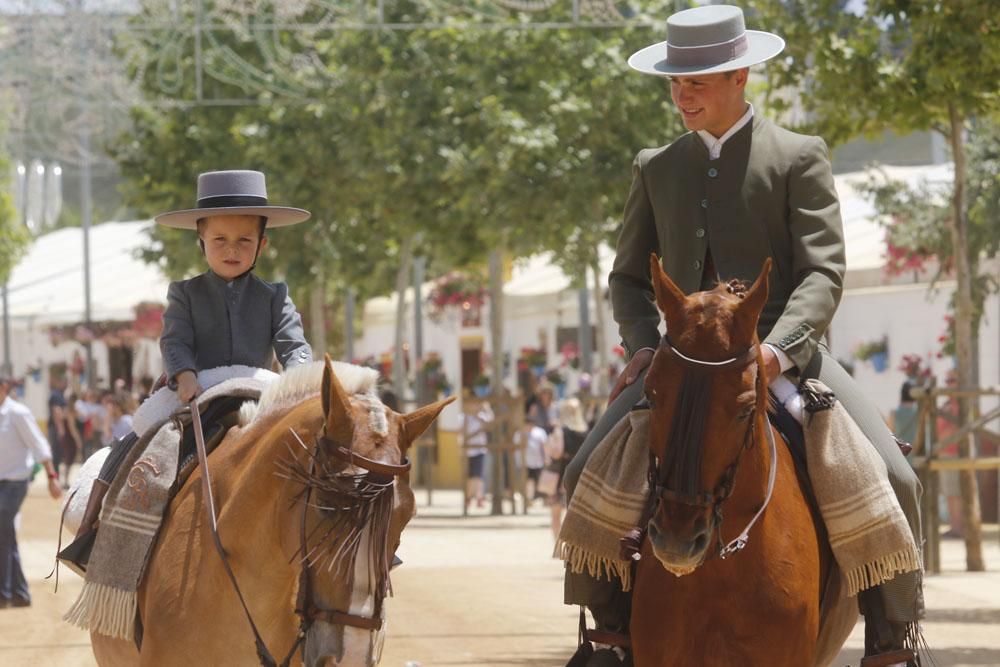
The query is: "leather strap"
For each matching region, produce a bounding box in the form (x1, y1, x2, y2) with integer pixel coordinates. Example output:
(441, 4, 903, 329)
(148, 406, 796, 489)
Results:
(719, 419, 777, 559)
(322, 440, 412, 478)
(191, 401, 299, 667)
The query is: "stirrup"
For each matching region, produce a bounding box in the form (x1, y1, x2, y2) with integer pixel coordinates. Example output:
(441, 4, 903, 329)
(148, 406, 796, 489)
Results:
(57, 527, 98, 577)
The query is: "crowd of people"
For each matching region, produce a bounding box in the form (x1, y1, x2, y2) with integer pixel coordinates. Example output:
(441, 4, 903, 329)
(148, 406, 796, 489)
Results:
(44, 375, 150, 489)
(461, 380, 595, 540)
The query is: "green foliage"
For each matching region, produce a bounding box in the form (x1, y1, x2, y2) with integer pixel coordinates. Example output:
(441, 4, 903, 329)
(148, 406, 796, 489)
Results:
(0, 150, 27, 283)
(751, 0, 1000, 145)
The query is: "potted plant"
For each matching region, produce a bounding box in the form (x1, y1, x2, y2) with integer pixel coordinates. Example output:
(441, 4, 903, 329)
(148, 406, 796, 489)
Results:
(545, 368, 566, 399)
(854, 336, 889, 373)
(560, 341, 581, 370)
(520, 347, 547, 376)
(897, 354, 932, 384)
(472, 373, 491, 398)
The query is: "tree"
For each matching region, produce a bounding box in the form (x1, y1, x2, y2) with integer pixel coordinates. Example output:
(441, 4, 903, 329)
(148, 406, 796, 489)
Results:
(0, 150, 26, 283)
(753, 0, 1000, 570)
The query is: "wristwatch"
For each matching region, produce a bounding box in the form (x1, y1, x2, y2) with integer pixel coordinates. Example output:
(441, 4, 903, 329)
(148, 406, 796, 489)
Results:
(47, 470, 58, 481)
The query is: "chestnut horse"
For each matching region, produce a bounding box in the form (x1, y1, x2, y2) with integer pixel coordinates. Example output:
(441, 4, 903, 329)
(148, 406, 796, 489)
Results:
(631, 257, 854, 666)
(91, 357, 452, 667)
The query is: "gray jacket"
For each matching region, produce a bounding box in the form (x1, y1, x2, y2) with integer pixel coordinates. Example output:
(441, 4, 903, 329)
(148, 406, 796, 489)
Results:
(160, 271, 312, 381)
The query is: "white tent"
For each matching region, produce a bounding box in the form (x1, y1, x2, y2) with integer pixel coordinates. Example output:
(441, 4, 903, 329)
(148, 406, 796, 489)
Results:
(1, 220, 168, 415)
(6, 220, 166, 324)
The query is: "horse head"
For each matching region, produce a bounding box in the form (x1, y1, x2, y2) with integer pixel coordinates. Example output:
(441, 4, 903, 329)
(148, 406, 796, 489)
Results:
(298, 355, 453, 667)
(643, 254, 770, 576)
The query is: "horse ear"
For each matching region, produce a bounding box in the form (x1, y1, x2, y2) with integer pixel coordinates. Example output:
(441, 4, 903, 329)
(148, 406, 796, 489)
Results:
(400, 397, 455, 451)
(735, 258, 772, 340)
(321, 354, 355, 444)
(649, 253, 686, 328)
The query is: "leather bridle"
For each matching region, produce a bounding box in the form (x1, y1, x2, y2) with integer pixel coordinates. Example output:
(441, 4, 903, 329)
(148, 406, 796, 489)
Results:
(190, 402, 410, 667)
(647, 335, 777, 560)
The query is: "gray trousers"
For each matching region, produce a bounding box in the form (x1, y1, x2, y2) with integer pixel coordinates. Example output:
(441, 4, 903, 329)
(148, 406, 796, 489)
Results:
(564, 351, 923, 624)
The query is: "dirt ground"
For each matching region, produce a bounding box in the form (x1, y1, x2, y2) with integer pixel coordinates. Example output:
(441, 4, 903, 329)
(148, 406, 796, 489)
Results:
(2, 477, 999, 666)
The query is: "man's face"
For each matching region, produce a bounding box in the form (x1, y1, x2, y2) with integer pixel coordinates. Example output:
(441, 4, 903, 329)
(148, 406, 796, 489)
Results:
(198, 214, 268, 280)
(669, 69, 748, 137)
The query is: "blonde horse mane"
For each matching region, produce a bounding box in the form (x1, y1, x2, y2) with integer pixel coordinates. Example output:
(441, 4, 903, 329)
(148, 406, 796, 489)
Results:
(239, 360, 380, 427)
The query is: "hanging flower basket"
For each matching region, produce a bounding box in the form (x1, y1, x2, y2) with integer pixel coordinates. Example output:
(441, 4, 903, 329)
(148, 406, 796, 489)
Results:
(854, 336, 889, 373)
(427, 271, 487, 323)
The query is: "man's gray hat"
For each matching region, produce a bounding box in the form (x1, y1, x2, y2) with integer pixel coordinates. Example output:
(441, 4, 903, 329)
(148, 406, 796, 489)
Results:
(155, 170, 311, 230)
(628, 5, 784, 77)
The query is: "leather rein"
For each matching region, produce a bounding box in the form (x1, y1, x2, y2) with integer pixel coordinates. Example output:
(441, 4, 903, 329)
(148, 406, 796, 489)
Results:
(651, 336, 778, 560)
(189, 401, 410, 667)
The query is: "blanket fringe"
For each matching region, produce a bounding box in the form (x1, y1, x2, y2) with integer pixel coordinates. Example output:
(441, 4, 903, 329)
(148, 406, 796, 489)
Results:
(843, 546, 921, 598)
(554, 539, 632, 591)
(63, 581, 137, 641)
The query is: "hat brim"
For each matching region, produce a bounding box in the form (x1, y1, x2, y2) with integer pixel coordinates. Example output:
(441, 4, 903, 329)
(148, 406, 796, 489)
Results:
(154, 206, 311, 230)
(628, 31, 785, 77)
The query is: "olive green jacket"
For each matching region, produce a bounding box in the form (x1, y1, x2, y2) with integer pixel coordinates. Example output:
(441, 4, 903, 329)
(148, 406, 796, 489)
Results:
(609, 115, 845, 371)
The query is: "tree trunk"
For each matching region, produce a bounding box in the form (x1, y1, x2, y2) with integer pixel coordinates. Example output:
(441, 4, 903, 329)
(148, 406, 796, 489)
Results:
(392, 235, 416, 397)
(590, 254, 609, 397)
(946, 103, 984, 571)
(309, 276, 327, 358)
(488, 248, 505, 516)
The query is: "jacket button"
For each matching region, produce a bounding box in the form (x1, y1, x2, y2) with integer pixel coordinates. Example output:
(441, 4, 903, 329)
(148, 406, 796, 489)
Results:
(700, 198, 708, 208)
(695, 228, 706, 238)
(693, 260, 702, 270)
(708, 168, 718, 178)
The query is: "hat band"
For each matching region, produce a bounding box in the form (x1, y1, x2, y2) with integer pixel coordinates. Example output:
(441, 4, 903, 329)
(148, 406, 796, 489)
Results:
(666, 32, 749, 67)
(196, 194, 269, 209)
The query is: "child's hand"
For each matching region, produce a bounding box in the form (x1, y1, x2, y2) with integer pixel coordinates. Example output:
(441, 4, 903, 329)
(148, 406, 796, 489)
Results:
(176, 371, 202, 403)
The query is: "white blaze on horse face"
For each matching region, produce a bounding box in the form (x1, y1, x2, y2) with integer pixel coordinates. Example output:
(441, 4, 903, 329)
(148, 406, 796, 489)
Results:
(304, 526, 386, 667)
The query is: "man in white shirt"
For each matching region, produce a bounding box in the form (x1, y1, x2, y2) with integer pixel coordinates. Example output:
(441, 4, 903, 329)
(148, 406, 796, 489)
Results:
(0, 374, 62, 607)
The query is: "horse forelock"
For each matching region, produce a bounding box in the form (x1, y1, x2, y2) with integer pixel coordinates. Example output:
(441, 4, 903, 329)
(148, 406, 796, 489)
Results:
(239, 361, 381, 427)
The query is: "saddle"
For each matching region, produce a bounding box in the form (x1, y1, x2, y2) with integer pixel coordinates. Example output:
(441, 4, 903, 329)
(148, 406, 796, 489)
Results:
(56, 395, 245, 576)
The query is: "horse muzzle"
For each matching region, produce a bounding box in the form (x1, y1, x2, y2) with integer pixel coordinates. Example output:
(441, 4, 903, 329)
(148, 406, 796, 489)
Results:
(647, 515, 713, 576)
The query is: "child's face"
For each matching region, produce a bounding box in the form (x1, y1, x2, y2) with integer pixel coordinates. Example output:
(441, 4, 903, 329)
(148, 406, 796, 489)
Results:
(198, 215, 268, 280)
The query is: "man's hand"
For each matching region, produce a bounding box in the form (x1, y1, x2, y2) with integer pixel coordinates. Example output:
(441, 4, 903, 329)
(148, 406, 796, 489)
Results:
(760, 345, 782, 383)
(609, 348, 654, 403)
(47, 477, 63, 500)
(175, 371, 202, 404)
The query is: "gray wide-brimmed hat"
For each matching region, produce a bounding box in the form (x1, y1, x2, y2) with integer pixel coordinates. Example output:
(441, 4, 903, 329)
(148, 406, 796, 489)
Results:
(628, 5, 784, 77)
(154, 170, 311, 230)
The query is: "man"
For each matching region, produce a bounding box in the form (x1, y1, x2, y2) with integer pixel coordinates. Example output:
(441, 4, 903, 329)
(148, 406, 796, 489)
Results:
(562, 5, 922, 666)
(0, 374, 62, 607)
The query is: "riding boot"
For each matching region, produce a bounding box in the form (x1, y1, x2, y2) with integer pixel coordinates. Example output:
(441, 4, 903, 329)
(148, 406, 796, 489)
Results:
(858, 587, 918, 667)
(57, 479, 110, 576)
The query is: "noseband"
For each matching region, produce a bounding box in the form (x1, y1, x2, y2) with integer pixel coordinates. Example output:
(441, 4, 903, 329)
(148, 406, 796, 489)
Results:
(648, 335, 777, 560)
(190, 401, 410, 667)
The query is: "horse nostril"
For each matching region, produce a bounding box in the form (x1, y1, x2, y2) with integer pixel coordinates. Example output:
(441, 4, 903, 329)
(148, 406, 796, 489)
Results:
(691, 532, 708, 554)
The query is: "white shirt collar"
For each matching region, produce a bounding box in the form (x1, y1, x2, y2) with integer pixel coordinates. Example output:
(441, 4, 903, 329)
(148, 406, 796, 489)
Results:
(698, 103, 754, 160)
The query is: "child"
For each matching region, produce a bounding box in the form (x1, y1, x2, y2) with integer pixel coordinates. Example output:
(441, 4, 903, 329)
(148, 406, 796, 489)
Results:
(157, 169, 313, 400)
(61, 170, 313, 570)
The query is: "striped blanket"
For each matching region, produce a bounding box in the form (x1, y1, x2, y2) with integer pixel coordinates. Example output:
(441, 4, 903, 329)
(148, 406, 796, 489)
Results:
(555, 409, 650, 591)
(801, 379, 921, 597)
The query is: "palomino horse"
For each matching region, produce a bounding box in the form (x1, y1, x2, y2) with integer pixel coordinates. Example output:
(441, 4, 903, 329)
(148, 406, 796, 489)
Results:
(91, 357, 452, 667)
(631, 256, 854, 666)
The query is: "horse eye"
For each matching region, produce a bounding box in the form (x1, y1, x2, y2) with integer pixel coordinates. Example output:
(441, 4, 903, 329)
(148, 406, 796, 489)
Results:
(736, 405, 754, 421)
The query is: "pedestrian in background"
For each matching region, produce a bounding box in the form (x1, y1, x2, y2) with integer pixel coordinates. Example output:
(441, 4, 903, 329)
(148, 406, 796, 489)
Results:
(0, 374, 62, 608)
(541, 398, 590, 540)
(462, 396, 492, 509)
(46, 376, 68, 473)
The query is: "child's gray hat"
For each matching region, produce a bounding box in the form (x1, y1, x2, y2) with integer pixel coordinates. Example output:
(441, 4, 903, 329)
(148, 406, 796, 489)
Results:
(628, 5, 784, 77)
(154, 170, 311, 229)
